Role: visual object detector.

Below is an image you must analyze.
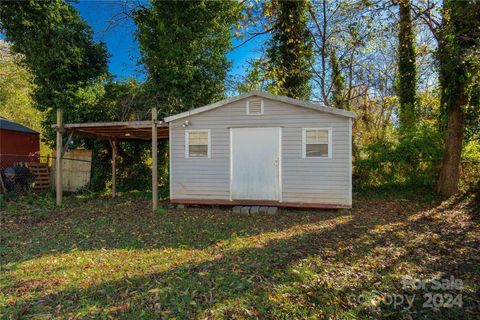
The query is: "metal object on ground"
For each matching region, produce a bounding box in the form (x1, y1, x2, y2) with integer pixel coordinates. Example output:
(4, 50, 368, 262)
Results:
(1, 165, 34, 194)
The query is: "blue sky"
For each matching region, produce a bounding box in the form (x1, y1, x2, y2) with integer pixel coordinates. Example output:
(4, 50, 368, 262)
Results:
(74, 1, 266, 82)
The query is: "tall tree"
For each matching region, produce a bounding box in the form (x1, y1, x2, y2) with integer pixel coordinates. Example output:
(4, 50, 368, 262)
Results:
(397, 0, 417, 135)
(266, 0, 312, 99)
(134, 0, 241, 116)
(437, 0, 480, 196)
(134, 0, 240, 194)
(330, 49, 347, 109)
(0, 0, 108, 115)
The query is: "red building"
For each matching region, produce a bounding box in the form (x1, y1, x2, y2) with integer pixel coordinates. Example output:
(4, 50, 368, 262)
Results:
(0, 117, 40, 169)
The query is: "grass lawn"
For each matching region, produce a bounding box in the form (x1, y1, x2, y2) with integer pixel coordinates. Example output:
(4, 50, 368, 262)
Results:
(1, 191, 479, 319)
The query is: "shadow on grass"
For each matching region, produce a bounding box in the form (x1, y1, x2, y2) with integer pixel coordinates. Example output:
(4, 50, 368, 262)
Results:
(1, 194, 344, 264)
(3, 197, 478, 319)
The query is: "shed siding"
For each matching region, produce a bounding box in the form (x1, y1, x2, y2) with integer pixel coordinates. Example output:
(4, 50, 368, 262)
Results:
(170, 97, 351, 205)
(0, 129, 40, 169)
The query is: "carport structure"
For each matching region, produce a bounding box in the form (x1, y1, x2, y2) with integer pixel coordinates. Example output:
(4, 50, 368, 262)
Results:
(53, 108, 169, 211)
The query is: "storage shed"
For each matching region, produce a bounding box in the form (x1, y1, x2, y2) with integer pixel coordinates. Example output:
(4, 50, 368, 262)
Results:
(0, 117, 40, 169)
(165, 91, 355, 209)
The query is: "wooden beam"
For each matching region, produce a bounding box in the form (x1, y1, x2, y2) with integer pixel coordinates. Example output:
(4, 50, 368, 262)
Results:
(52, 120, 168, 129)
(110, 139, 117, 198)
(56, 109, 63, 206)
(64, 127, 169, 141)
(152, 107, 158, 212)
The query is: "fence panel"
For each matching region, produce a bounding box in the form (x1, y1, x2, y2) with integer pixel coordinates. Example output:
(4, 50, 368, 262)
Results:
(51, 150, 92, 192)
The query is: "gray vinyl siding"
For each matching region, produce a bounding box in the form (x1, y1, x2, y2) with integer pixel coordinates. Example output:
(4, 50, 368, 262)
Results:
(170, 96, 351, 205)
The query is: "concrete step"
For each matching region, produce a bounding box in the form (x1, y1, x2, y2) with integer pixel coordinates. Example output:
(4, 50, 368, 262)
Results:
(232, 206, 279, 215)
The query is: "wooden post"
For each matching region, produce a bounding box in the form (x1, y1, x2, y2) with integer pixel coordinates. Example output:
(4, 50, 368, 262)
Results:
(110, 139, 117, 198)
(152, 107, 158, 212)
(56, 109, 63, 206)
(0, 172, 6, 194)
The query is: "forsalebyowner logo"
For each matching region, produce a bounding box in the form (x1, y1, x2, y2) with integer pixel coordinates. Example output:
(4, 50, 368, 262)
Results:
(347, 276, 463, 311)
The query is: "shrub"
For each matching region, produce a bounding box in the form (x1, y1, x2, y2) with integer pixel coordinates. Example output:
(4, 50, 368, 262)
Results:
(354, 126, 443, 188)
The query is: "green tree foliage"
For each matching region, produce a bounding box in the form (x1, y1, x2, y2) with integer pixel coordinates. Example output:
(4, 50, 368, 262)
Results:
(78, 79, 155, 192)
(0, 0, 108, 115)
(330, 49, 347, 109)
(266, 0, 313, 99)
(397, 0, 417, 135)
(0, 41, 40, 132)
(0, 41, 52, 157)
(437, 0, 480, 196)
(0, 0, 110, 158)
(235, 58, 270, 93)
(464, 45, 480, 143)
(134, 0, 241, 116)
(355, 124, 443, 188)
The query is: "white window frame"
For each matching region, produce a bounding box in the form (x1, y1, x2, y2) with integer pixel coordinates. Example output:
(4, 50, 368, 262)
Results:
(185, 129, 211, 158)
(246, 99, 264, 115)
(302, 127, 332, 159)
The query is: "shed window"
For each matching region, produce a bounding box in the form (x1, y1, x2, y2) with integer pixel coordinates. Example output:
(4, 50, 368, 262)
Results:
(185, 130, 210, 158)
(302, 128, 332, 158)
(246, 99, 264, 115)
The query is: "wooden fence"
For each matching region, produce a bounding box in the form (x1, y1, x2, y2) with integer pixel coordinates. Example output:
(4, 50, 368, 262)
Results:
(51, 150, 92, 192)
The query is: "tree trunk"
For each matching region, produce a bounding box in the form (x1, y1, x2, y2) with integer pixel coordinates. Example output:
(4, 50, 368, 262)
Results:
(437, 103, 464, 196)
(398, 0, 417, 135)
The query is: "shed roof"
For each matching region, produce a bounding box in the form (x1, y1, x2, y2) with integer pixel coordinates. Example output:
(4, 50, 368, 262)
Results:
(164, 91, 356, 123)
(0, 117, 39, 134)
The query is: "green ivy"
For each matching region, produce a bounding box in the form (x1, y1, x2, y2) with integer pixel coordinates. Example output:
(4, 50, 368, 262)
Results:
(354, 125, 443, 187)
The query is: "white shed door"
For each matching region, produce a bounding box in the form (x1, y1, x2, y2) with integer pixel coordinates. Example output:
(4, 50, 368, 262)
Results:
(231, 127, 280, 201)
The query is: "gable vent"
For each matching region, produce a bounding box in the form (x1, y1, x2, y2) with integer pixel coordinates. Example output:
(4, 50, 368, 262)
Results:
(247, 99, 263, 115)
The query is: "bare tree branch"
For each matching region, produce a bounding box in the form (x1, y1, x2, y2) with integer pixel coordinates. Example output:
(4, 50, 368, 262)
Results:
(231, 28, 273, 50)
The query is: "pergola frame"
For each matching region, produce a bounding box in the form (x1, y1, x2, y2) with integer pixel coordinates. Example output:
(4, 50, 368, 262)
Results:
(53, 108, 169, 212)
